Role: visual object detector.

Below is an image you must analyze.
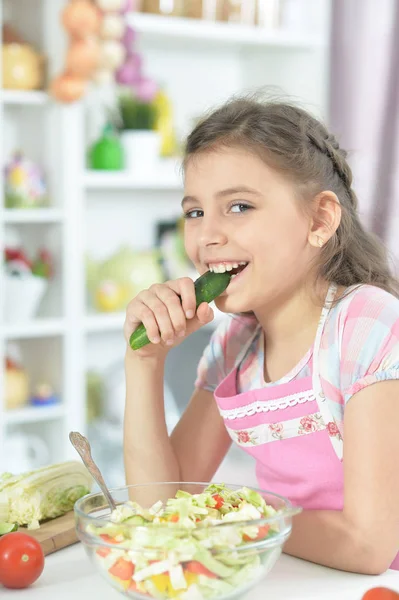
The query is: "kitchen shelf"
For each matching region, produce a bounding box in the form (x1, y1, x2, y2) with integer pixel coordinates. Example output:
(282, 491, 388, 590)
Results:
(85, 312, 125, 333)
(2, 208, 64, 223)
(1, 89, 49, 105)
(4, 318, 66, 339)
(5, 404, 64, 425)
(84, 165, 183, 191)
(128, 13, 324, 49)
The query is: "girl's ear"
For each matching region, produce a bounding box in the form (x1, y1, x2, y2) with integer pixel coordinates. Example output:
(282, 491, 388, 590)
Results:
(308, 191, 341, 248)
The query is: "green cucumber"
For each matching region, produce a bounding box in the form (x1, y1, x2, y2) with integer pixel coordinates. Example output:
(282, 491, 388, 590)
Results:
(129, 271, 231, 350)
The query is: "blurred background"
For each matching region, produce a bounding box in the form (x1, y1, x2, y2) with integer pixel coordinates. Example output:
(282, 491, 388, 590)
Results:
(0, 0, 398, 486)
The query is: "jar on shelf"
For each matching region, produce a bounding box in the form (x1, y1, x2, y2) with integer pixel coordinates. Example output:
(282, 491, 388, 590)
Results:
(214, 0, 256, 25)
(142, 0, 184, 16)
(183, 0, 203, 19)
(255, 0, 281, 29)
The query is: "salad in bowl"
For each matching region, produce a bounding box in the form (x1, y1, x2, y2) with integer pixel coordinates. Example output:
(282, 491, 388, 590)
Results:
(75, 482, 300, 600)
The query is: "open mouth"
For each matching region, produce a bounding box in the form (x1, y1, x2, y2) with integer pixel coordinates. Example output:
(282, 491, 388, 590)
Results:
(207, 261, 249, 279)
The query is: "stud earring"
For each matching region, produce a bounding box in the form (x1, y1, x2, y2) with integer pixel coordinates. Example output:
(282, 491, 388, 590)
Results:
(317, 237, 324, 248)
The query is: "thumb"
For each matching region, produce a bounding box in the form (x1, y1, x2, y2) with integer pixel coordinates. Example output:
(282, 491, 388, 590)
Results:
(185, 302, 214, 335)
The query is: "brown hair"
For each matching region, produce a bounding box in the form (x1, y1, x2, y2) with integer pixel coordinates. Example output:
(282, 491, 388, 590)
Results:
(184, 96, 399, 298)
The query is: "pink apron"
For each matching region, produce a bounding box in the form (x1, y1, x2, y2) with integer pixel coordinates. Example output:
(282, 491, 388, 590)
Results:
(214, 284, 399, 570)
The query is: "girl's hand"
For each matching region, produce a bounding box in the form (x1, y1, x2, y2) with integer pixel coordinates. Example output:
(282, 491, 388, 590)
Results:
(124, 277, 214, 359)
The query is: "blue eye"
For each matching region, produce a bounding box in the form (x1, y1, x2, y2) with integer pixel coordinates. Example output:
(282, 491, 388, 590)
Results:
(184, 209, 203, 219)
(230, 203, 252, 213)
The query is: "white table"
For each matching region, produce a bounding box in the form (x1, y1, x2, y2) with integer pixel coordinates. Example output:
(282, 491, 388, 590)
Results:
(4, 543, 399, 600)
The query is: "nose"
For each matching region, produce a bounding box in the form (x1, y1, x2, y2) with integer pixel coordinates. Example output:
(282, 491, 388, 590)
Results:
(198, 214, 228, 247)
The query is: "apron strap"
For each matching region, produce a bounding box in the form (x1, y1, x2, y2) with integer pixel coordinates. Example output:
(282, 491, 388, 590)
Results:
(312, 283, 344, 460)
(234, 320, 262, 367)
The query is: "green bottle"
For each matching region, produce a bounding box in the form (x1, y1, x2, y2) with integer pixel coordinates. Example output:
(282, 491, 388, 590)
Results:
(88, 123, 124, 171)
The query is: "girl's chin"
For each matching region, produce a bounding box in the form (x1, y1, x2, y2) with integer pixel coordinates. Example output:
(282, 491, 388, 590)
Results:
(214, 296, 254, 316)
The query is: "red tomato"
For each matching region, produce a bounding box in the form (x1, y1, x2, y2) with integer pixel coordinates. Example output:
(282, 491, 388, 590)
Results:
(0, 532, 44, 589)
(211, 494, 224, 510)
(243, 524, 270, 542)
(96, 546, 111, 558)
(108, 557, 135, 580)
(185, 561, 218, 579)
(362, 588, 399, 600)
(169, 514, 179, 522)
(100, 533, 119, 544)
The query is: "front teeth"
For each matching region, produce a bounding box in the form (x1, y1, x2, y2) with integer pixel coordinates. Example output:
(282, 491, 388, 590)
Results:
(209, 261, 247, 274)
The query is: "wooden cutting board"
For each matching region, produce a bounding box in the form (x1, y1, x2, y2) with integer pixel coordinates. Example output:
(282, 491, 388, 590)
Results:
(18, 511, 78, 556)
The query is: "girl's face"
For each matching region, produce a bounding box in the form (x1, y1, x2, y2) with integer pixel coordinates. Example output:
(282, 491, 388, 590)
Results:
(183, 147, 317, 315)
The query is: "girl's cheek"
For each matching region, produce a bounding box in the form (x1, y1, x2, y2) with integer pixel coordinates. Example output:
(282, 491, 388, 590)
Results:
(183, 236, 195, 262)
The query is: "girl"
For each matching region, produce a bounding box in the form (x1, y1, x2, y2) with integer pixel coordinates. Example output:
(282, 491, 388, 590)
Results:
(123, 97, 399, 574)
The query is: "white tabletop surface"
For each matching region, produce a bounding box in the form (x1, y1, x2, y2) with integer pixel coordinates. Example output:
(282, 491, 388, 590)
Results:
(3, 543, 399, 600)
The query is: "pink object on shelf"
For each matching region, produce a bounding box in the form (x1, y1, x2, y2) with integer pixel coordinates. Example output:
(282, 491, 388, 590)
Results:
(122, 25, 136, 52)
(115, 52, 142, 85)
(121, 0, 135, 13)
(133, 76, 158, 103)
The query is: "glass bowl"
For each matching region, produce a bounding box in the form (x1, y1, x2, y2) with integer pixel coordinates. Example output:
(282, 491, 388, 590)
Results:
(75, 482, 298, 600)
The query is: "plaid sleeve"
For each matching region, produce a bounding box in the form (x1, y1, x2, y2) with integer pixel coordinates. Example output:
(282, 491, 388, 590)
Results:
(194, 317, 232, 392)
(339, 286, 399, 403)
(194, 315, 258, 393)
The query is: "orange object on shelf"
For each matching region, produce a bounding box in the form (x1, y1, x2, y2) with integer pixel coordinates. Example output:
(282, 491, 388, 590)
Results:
(65, 37, 100, 78)
(50, 72, 87, 103)
(62, 0, 101, 39)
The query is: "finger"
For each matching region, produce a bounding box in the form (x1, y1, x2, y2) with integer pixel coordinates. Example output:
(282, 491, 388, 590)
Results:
(196, 302, 214, 325)
(141, 290, 176, 345)
(126, 300, 161, 344)
(182, 303, 214, 338)
(167, 277, 197, 320)
(151, 284, 187, 338)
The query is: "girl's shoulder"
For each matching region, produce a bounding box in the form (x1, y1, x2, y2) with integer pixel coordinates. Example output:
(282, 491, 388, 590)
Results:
(322, 284, 399, 405)
(194, 314, 259, 392)
(329, 283, 399, 330)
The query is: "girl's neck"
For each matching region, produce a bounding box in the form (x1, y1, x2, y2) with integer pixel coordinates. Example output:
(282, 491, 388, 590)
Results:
(254, 278, 330, 349)
(255, 279, 332, 384)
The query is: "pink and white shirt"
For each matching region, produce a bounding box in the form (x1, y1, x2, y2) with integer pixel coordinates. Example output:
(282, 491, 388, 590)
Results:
(195, 284, 399, 438)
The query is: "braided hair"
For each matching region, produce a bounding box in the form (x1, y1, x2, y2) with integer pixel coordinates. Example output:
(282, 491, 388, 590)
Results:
(184, 96, 399, 298)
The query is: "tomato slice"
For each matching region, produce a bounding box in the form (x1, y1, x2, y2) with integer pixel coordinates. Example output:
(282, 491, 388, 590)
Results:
(96, 546, 111, 558)
(0, 532, 44, 589)
(184, 561, 218, 579)
(109, 557, 135, 580)
(243, 524, 270, 542)
(100, 533, 119, 544)
(169, 514, 179, 523)
(211, 494, 224, 510)
(362, 588, 399, 600)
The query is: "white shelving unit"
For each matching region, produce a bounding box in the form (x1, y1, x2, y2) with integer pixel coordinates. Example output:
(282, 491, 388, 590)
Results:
(5, 404, 65, 425)
(1, 89, 49, 105)
(0, 0, 332, 478)
(2, 208, 64, 223)
(84, 163, 182, 190)
(126, 12, 326, 49)
(0, 0, 85, 472)
(3, 318, 67, 340)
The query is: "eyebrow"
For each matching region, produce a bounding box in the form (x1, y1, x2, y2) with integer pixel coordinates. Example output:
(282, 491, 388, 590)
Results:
(181, 186, 261, 208)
